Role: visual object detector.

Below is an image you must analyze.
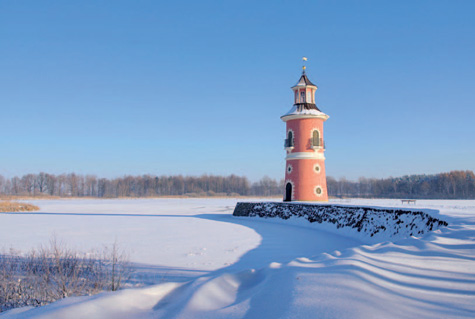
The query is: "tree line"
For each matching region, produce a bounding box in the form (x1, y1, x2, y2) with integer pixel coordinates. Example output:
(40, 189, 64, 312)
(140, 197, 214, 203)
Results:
(0, 173, 283, 198)
(327, 170, 475, 199)
(0, 170, 474, 199)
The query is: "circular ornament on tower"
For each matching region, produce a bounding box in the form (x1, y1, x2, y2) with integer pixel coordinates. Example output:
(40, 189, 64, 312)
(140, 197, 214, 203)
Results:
(315, 186, 323, 196)
(314, 163, 321, 174)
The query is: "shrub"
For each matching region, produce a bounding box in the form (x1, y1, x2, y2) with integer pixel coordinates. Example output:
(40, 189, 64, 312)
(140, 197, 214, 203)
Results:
(0, 238, 132, 312)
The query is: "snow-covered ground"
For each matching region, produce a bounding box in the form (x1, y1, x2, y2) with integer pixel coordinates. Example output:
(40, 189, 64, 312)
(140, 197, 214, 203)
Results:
(1, 198, 474, 318)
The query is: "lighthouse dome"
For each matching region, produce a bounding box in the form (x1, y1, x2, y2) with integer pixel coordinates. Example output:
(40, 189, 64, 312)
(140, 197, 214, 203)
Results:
(291, 73, 317, 89)
(282, 71, 328, 121)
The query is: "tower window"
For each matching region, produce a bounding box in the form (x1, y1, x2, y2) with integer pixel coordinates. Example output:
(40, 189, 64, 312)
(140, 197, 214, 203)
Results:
(300, 91, 305, 103)
(285, 130, 294, 148)
(312, 130, 321, 147)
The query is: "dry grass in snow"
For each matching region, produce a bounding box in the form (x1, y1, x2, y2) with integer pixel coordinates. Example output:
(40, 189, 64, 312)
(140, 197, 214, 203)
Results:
(0, 201, 39, 212)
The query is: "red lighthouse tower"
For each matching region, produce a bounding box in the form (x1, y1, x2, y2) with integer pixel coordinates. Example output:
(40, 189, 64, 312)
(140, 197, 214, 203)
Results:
(281, 63, 329, 202)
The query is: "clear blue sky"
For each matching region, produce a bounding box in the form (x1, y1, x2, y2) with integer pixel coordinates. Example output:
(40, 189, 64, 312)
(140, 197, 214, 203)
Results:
(1, 0, 474, 181)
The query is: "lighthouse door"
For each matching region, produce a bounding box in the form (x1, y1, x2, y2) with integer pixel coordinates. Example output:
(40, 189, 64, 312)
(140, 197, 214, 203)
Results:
(284, 183, 292, 202)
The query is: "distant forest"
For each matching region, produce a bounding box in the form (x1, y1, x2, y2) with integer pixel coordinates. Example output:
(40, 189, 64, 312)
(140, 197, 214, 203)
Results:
(0, 170, 474, 199)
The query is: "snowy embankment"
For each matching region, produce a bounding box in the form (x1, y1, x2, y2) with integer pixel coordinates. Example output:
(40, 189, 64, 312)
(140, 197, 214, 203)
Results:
(233, 202, 448, 243)
(1, 199, 474, 318)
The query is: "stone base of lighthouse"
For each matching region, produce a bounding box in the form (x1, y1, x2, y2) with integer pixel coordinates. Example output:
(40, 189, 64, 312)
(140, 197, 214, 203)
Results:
(284, 158, 328, 202)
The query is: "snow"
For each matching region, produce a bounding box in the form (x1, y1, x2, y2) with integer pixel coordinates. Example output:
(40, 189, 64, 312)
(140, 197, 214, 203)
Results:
(1, 198, 474, 318)
(233, 201, 448, 243)
(282, 104, 327, 117)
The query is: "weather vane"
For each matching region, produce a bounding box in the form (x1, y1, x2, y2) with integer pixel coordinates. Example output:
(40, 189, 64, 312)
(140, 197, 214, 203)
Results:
(302, 56, 308, 73)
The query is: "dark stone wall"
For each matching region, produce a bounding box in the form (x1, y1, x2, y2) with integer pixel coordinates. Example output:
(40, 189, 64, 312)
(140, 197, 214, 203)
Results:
(233, 202, 448, 238)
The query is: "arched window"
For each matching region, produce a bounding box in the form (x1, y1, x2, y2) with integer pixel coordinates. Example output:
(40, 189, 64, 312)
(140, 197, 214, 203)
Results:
(312, 130, 320, 147)
(286, 131, 294, 147)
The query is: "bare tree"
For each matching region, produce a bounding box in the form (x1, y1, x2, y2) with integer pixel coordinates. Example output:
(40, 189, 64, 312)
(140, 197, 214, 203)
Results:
(104, 241, 131, 291)
(56, 174, 67, 196)
(0, 175, 5, 194)
(46, 174, 57, 196)
(10, 177, 21, 195)
(21, 174, 35, 196)
(36, 172, 48, 194)
(85, 175, 97, 197)
(66, 173, 79, 197)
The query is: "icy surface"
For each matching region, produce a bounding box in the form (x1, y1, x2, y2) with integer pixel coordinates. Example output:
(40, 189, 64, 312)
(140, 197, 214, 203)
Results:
(1, 198, 474, 318)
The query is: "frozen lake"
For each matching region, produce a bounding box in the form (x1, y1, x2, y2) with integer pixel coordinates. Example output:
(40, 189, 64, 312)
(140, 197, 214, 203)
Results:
(0, 198, 363, 282)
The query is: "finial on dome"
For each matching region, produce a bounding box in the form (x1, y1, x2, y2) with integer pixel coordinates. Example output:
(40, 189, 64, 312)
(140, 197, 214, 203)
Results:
(302, 56, 307, 74)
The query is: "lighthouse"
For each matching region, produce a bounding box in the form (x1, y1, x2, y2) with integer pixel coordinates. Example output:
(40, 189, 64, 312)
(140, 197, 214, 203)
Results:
(281, 63, 329, 202)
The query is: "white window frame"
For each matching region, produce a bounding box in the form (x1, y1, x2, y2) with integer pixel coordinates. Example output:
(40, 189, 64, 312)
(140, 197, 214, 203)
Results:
(285, 179, 295, 200)
(287, 164, 293, 174)
(315, 186, 324, 197)
(314, 163, 321, 174)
